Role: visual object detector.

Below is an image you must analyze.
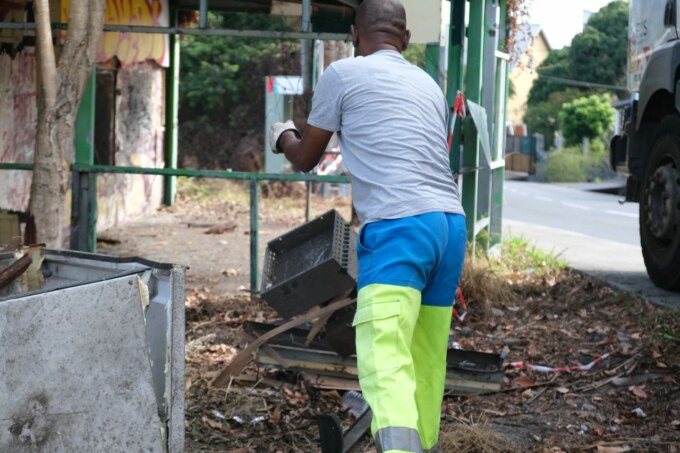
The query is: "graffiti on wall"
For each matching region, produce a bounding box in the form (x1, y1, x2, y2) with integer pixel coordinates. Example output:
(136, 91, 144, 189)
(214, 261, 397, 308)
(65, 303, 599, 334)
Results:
(0, 0, 30, 58)
(1, 2, 167, 222)
(61, 0, 169, 68)
(0, 48, 36, 212)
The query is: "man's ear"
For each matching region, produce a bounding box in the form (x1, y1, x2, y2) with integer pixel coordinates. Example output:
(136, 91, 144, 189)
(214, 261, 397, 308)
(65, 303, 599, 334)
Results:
(351, 25, 360, 50)
(401, 29, 411, 51)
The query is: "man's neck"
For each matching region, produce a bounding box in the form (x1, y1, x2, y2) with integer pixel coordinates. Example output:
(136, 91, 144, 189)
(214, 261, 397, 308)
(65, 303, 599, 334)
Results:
(360, 34, 402, 56)
(363, 46, 401, 57)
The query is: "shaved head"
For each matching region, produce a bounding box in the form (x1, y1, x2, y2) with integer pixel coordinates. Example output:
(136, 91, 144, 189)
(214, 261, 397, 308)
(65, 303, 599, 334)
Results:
(355, 0, 407, 36)
(351, 0, 411, 56)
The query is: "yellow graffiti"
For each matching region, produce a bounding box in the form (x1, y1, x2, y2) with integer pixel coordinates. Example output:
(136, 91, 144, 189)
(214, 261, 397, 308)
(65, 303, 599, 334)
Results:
(61, 0, 168, 67)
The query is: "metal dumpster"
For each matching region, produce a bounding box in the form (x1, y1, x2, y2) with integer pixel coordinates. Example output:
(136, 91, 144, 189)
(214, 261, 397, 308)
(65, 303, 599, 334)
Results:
(0, 249, 185, 452)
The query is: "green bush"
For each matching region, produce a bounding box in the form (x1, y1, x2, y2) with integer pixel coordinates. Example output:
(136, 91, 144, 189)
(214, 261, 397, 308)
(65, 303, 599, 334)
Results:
(558, 94, 616, 147)
(543, 142, 612, 182)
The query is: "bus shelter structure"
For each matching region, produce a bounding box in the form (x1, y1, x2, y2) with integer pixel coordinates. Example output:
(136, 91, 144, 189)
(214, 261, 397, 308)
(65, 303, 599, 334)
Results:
(0, 0, 510, 295)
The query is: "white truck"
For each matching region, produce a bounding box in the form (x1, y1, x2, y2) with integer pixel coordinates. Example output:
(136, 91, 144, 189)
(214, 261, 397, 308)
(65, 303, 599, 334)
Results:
(611, 0, 680, 291)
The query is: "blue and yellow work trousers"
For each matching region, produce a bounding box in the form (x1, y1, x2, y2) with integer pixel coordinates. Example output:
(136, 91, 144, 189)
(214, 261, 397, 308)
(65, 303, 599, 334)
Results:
(353, 212, 467, 453)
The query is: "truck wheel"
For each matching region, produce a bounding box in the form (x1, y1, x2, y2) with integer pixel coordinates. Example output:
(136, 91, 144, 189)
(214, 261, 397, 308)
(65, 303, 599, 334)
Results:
(640, 116, 680, 291)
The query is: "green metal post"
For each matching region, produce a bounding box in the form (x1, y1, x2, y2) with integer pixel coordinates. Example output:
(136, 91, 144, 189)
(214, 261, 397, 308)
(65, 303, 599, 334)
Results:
(199, 0, 208, 29)
(250, 177, 259, 298)
(476, 0, 501, 254)
(75, 69, 95, 165)
(490, 0, 509, 249)
(447, 0, 466, 173)
(72, 67, 97, 252)
(306, 181, 312, 222)
(463, 0, 485, 251)
(70, 171, 98, 252)
(164, 7, 180, 205)
(425, 43, 440, 83)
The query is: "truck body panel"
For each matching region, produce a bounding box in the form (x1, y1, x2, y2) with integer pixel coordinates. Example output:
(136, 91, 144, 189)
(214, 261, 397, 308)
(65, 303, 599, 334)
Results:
(635, 40, 680, 130)
(611, 0, 680, 291)
(628, 0, 679, 91)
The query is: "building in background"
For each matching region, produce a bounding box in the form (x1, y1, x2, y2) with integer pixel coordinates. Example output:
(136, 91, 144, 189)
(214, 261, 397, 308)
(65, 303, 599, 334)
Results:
(506, 24, 551, 127)
(0, 0, 170, 236)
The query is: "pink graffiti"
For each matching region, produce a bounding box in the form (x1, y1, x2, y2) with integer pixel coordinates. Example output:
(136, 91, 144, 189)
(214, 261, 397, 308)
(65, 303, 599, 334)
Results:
(12, 92, 37, 157)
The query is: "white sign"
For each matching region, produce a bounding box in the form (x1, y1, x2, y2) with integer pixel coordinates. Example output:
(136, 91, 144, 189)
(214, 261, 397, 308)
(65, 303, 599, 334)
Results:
(403, 0, 442, 44)
(267, 76, 304, 96)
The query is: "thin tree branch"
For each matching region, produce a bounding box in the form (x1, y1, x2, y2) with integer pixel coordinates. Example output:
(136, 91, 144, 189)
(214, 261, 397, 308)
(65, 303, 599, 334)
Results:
(58, 0, 89, 73)
(34, 0, 57, 108)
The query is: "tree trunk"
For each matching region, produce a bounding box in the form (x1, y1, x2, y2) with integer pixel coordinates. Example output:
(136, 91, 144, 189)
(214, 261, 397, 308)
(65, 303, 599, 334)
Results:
(29, 0, 105, 248)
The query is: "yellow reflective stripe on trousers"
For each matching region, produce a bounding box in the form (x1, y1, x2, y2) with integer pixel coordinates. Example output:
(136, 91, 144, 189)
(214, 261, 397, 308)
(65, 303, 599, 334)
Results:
(354, 284, 421, 435)
(375, 427, 423, 453)
(412, 305, 452, 449)
(355, 283, 453, 451)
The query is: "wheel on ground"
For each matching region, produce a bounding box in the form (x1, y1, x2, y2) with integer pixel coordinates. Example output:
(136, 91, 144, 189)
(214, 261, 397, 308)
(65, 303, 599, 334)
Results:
(640, 116, 680, 291)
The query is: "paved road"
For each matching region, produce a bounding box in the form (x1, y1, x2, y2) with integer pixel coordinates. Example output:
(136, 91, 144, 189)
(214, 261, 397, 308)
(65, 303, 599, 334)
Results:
(502, 180, 680, 309)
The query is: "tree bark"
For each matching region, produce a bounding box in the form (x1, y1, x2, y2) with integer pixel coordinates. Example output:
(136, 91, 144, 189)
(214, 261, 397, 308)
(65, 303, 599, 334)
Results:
(29, 0, 105, 248)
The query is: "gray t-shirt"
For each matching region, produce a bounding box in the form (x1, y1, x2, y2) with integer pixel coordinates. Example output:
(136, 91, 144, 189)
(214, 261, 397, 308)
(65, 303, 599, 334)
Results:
(307, 50, 465, 224)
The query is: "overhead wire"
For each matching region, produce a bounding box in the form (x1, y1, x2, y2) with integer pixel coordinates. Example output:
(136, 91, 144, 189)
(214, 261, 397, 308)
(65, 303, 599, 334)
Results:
(535, 74, 627, 91)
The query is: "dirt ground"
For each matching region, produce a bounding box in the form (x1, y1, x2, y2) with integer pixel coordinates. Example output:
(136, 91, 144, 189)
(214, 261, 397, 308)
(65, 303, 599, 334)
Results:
(99, 179, 680, 453)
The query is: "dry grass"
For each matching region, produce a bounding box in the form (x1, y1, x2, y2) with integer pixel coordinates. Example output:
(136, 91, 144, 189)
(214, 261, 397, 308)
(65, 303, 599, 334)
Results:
(175, 176, 353, 226)
(459, 254, 514, 318)
(440, 418, 520, 453)
(458, 237, 568, 322)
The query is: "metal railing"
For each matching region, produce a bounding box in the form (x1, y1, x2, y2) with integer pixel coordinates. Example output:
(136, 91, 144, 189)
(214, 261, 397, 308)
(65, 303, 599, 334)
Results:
(0, 162, 350, 296)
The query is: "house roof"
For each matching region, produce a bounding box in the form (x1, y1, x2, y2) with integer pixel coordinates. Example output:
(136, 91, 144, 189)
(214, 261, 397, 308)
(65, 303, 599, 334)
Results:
(510, 23, 551, 69)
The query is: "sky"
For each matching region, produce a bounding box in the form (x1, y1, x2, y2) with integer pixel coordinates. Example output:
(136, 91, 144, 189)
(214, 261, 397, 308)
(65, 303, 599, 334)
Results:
(528, 0, 619, 49)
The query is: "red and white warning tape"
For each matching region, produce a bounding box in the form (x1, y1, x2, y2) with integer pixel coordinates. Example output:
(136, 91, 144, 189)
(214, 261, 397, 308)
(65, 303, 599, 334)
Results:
(510, 352, 613, 373)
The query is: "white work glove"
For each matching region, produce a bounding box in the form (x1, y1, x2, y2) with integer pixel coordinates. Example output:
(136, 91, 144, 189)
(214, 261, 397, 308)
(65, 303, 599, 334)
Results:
(268, 120, 301, 154)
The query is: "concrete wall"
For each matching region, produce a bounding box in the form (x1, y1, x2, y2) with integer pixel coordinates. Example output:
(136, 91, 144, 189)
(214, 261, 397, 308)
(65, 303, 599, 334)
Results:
(0, 49, 36, 213)
(507, 31, 551, 127)
(0, 0, 169, 235)
(0, 52, 165, 232)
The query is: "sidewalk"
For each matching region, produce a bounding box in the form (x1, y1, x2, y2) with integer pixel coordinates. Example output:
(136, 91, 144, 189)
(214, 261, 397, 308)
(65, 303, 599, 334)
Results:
(503, 219, 680, 309)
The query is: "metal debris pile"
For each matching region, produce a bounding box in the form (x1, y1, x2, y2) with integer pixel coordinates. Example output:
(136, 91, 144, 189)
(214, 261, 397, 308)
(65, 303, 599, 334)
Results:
(202, 210, 504, 452)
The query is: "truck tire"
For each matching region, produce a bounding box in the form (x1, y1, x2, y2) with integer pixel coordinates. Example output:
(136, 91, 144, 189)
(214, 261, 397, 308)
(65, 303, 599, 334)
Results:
(640, 115, 680, 291)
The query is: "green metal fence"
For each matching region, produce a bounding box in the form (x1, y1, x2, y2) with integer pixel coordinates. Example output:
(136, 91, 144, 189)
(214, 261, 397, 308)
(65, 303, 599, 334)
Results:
(447, 0, 509, 257)
(0, 162, 349, 296)
(0, 0, 511, 295)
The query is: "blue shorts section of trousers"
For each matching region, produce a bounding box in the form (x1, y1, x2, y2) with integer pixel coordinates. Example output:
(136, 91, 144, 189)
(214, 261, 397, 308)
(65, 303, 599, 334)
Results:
(357, 212, 467, 307)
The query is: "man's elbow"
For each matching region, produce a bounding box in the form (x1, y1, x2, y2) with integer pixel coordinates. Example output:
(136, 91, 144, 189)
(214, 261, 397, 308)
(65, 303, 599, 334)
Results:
(297, 160, 317, 173)
(285, 151, 320, 173)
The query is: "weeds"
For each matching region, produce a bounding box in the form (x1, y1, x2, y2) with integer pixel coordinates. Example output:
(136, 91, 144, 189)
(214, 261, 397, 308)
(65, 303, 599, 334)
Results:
(643, 311, 680, 342)
(500, 236, 566, 276)
(460, 236, 567, 320)
(440, 416, 520, 453)
(176, 177, 249, 204)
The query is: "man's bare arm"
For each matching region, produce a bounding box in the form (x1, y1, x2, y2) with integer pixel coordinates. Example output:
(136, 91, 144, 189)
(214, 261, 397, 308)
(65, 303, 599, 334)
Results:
(278, 125, 334, 172)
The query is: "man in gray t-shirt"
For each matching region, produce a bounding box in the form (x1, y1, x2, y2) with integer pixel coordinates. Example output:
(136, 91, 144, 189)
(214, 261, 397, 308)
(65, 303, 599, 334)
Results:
(269, 1, 466, 451)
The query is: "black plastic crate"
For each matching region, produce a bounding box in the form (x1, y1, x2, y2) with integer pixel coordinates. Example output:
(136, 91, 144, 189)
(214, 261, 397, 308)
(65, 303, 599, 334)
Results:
(261, 210, 357, 318)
